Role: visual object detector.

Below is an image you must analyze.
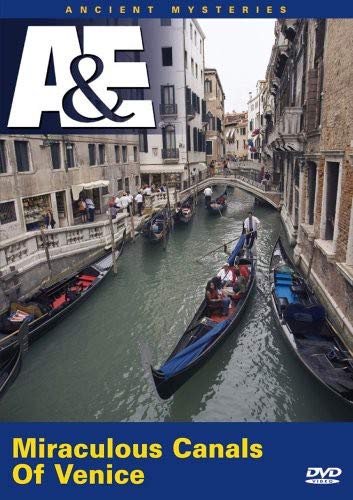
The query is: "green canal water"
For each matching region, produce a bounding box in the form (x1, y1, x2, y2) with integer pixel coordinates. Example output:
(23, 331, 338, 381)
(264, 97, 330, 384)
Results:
(1, 186, 352, 422)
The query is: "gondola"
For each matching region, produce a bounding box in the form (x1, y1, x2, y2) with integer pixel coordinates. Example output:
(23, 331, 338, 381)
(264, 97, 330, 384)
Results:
(150, 233, 257, 399)
(142, 209, 170, 242)
(174, 196, 194, 224)
(269, 237, 353, 406)
(207, 190, 227, 214)
(0, 319, 29, 398)
(0, 233, 126, 366)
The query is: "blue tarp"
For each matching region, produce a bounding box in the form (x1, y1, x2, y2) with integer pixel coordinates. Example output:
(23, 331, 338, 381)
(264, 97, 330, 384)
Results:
(160, 319, 231, 379)
(227, 234, 246, 265)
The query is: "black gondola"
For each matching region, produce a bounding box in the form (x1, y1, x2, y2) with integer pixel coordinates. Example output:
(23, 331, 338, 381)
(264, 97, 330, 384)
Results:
(269, 237, 353, 406)
(142, 209, 170, 242)
(207, 190, 227, 214)
(150, 234, 257, 399)
(0, 234, 126, 366)
(174, 196, 194, 224)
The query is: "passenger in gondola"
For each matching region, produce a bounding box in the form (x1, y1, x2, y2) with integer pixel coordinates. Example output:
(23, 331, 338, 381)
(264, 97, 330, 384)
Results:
(205, 281, 230, 316)
(217, 263, 234, 285)
(232, 269, 247, 296)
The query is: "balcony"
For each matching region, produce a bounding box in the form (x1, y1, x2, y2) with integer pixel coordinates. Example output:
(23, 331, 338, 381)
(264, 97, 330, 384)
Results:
(278, 107, 303, 136)
(161, 148, 179, 162)
(159, 103, 178, 117)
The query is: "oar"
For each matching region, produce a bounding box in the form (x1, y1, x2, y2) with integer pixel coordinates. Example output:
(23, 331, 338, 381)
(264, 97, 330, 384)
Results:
(196, 237, 239, 263)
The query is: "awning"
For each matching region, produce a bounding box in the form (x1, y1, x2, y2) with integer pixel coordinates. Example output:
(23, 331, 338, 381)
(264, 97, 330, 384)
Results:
(71, 180, 110, 200)
(226, 129, 232, 139)
(229, 128, 235, 140)
(140, 164, 185, 174)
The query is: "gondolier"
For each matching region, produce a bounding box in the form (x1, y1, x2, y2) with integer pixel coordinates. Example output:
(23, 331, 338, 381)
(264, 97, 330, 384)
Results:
(203, 187, 213, 207)
(244, 211, 260, 249)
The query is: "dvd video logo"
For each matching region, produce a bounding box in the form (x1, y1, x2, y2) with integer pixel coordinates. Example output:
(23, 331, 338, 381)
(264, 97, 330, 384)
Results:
(8, 26, 155, 128)
(305, 467, 342, 485)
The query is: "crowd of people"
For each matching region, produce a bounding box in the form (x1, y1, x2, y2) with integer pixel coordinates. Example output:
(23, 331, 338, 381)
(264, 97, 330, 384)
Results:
(205, 257, 251, 316)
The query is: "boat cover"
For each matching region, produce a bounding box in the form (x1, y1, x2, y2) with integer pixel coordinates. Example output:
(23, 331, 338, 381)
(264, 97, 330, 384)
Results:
(227, 235, 246, 265)
(159, 319, 231, 379)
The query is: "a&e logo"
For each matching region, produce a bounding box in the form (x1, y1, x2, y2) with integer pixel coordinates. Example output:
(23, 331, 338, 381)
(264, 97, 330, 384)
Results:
(8, 26, 155, 128)
(305, 467, 342, 485)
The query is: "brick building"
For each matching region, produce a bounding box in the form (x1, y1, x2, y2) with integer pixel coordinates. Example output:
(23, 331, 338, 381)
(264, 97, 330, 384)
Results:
(224, 111, 248, 160)
(204, 68, 225, 163)
(263, 19, 353, 348)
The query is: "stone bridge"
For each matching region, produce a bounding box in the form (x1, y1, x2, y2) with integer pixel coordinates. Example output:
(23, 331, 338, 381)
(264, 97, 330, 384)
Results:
(179, 175, 282, 210)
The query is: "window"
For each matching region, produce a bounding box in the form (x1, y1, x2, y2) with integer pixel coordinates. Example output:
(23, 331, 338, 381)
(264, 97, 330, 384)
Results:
(201, 70, 203, 82)
(14, 140, 30, 172)
(190, 23, 192, 39)
(88, 144, 96, 166)
(322, 161, 340, 241)
(191, 58, 194, 75)
(139, 131, 148, 153)
(117, 178, 123, 191)
(133, 146, 138, 162)
(162, 47, 173, 66)
(98, 144, 105, 164)
(206, 141, 213, 155)
(307, 163, 317, 225)
(0, 140, 7, 173)
(162, 125, 176, 150)
(122, 146, 128, 163)
(50, 142, 61, 169)
(114, 145, 120, 163)
(195, 63, 198, 79)
(65, 142, 75, 168)
(187, 125, 191, 151)
(160, 19, 171, 26)
(135, 175, 140, 188)
(194, 30, 197, 44)
(193, 127, 197, 151)
(205, 79, 212, 93)
(184, 51, 188, 69)
(125, 177, 129, 191)
(0, 201, 16, 225)
(200, 39, 202, 54)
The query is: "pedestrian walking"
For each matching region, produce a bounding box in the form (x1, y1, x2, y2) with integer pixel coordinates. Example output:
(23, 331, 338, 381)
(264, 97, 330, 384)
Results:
(44, 208, 56, 229)
(78, 199, 87, 223)
(243, 211, 260, 249)
(135, 191, 144, 216)
(85, 197, 95, 222)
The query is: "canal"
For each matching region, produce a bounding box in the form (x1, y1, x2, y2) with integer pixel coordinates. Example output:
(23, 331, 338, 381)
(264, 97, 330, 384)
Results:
(1, 186, 352, 422)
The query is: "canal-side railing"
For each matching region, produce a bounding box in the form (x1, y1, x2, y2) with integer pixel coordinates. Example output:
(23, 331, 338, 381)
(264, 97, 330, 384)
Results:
(0, 214, 128, 275)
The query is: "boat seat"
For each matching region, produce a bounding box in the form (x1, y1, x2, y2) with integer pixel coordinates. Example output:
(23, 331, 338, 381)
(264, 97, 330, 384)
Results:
(277, 297, 289, 310)
(79, 274, 96, 282)
(290, 284, 306, 295)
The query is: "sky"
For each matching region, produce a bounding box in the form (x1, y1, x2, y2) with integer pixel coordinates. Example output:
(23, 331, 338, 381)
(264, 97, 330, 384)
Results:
(199, 19, 275, 113)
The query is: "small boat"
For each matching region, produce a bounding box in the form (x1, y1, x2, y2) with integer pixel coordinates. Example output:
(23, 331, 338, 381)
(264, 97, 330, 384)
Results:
(150, 233, 257, 399)
(207, 190, 227, 214)
(269, 237, 353, 405)
(142, 209, 170, 242)
(174, 196, 194, 224)
(0, 234, 126, 366)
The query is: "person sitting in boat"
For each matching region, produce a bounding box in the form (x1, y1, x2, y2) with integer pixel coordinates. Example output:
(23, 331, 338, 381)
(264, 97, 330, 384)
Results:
(205, 281, 230, 316)
(233, 257, 250, 282)
(217, 195, 226, 205)
(217, 263, 234, 285)
(232, 269, 247, 298)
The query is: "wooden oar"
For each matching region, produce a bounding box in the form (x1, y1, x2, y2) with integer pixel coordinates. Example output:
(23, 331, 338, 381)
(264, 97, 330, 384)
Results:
(196, 236, 239, 263)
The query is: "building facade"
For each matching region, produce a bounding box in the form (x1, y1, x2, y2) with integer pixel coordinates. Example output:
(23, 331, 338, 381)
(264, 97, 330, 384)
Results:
(139, 19, 207, 190)
(262, 19, 353, 347)
(0, 134, 140, 240)
(224, 112, 248, 160)
(204, 68, 225, 163)
(247, 80, 266, 161)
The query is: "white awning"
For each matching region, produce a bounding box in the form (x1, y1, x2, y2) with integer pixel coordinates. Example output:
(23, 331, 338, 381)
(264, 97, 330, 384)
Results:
(140, 164, 185, 174)
(71, 180, 110, 200)
(229, 128, 235, 140)
(226, 129, 232, 139)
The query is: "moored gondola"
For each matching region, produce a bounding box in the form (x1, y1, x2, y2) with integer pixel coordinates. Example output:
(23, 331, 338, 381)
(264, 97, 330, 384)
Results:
(174, 196, 194, 224)
(207, 190, 227, 214)
(0, 233, 126, 367)
(269, 237, 353, 406)
(150, 233, 256, 399)
(142, 209, 171, 242)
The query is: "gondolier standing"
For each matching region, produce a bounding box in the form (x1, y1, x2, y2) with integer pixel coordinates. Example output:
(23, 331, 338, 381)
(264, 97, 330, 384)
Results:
(203, 186, 213, 207)
(244, 211, 260, 249)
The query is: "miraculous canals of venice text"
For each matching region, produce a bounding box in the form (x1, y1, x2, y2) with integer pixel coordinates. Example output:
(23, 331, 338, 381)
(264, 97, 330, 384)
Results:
(11, 437, 263, 486)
